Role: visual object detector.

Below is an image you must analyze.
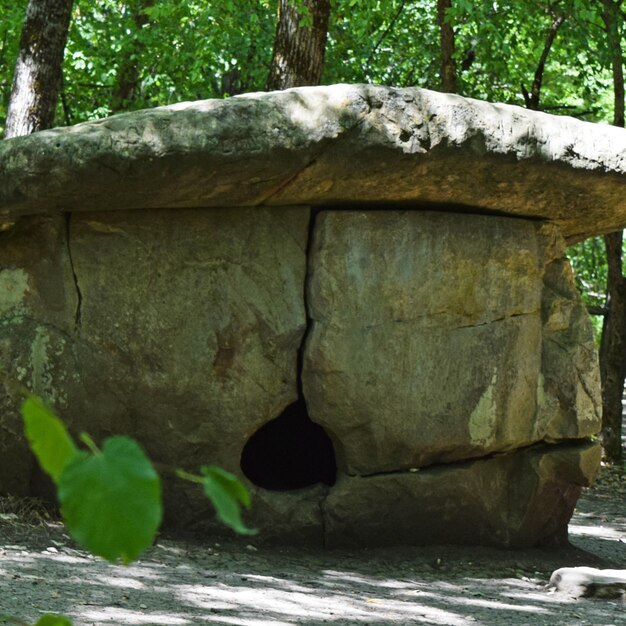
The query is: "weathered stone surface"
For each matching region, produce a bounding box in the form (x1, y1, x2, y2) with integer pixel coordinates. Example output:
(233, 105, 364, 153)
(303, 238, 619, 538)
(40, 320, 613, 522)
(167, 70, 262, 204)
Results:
(324, 441, 602, 548)
(1, 85, 626, 241)
(241, 485, 327, 544)
(0, 207, 309, 508)
(537, 258, 602, 441)
(0, 215, 77, 495)
(304, 211, 600, 476)
(64, 207, 308, 475)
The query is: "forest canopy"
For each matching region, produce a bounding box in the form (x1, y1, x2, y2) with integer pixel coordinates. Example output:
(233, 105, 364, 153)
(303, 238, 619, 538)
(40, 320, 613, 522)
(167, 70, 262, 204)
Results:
(0, 0, 617, 128)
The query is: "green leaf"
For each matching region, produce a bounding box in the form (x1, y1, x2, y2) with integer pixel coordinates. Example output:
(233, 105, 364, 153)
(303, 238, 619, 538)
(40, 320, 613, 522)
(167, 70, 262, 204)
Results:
(21, 396, 78, 484)
(200, 465, 256, 535)
(58, 436, 162, 564)
(0, 616, 73, 626)
(34, 616, 73, 626)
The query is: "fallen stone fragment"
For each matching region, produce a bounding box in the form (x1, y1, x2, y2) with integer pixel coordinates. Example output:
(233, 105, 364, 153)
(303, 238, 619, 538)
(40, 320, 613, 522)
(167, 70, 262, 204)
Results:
(548, 567, 626, 600)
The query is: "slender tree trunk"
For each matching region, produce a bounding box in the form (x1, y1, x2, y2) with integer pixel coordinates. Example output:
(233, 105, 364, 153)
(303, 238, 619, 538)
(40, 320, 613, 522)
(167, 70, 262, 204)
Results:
(110, 0, 155, 113)
(598, 0, 625, 463)
(521, 10, 566, 110)
(266, 0, 331, 90)
(436, 0, 457, 93)
(600, 0, 625, 126)
(4, 0, 74, 139)
(600, 232, 626, 462)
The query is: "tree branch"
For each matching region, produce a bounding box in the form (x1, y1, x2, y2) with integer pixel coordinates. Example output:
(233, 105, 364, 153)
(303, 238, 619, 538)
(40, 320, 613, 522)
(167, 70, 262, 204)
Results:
(364, 0, 407, 76)
(522, 10, 566, 110)
(587, 305, 608, 316)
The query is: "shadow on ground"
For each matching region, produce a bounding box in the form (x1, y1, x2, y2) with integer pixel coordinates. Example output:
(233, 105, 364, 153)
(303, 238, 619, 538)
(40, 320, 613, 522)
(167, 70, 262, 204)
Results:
(1, 466, 624, 626)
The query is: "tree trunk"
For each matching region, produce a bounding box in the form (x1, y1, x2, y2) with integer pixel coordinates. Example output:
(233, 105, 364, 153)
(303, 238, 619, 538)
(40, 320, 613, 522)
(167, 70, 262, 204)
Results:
(600, 0, 625, 126)
(521, 10, 566, 110)
(110, 0, 155, 113)
(600, 232, 626, 462)
(598, 0, 625, 463)
(4, 0, 74, 139)
(437, 0, 457, 93)
(266, 0, 331, 91)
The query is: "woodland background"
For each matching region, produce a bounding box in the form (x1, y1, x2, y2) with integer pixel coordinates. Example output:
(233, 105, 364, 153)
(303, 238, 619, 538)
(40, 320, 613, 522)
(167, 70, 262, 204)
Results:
(0, 0, 624, 462)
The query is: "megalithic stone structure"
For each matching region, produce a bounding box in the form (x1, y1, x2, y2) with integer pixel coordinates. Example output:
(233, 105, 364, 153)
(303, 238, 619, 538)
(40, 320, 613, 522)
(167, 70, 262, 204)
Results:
(0, 84, 621, 547)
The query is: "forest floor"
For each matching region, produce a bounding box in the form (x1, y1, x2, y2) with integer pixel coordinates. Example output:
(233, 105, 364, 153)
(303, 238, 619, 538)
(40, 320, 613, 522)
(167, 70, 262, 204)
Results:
(0, 464, 624, 626)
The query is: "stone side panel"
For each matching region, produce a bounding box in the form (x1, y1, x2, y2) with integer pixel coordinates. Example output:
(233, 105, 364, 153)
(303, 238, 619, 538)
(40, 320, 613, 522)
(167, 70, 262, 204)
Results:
(0, 208, 309, 520)
(65, 207, 309, 477)
(536, 256, 602, 441)
(324, 441, 601, 548)
(304, 211, 601, 477)
(0, 215, 78, 495)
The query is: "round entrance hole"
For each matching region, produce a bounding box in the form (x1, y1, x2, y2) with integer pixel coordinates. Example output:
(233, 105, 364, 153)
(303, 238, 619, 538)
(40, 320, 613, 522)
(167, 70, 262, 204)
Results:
(240, 400, 337, 491)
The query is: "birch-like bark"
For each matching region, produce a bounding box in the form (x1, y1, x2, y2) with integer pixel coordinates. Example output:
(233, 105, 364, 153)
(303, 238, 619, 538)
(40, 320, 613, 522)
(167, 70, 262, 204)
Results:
(4, 0, 74, 139)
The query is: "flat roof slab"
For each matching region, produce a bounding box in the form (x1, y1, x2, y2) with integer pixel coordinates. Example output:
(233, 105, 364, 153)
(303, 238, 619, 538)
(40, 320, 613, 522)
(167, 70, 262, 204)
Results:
(1, 84, 625, 242)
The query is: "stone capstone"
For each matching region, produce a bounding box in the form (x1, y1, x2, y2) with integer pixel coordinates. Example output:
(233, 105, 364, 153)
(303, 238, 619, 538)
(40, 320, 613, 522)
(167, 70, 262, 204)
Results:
(1, 84, 626, 241)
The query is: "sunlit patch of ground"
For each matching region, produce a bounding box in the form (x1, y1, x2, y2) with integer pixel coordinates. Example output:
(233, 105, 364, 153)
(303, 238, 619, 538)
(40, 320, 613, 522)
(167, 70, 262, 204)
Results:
(0, 464, 623, 625)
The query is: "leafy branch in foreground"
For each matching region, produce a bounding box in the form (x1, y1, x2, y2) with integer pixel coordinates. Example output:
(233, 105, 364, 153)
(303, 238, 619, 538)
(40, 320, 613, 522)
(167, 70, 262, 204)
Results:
(1, 382, 256, 625)
(20, 394, 256, 565)
(1, 614, 71, 626)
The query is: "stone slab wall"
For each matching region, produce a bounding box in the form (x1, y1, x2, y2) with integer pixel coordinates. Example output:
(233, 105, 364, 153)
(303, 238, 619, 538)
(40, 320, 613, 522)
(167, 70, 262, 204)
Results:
(0, 206, 601, 547)
(304, 212, 600, 475)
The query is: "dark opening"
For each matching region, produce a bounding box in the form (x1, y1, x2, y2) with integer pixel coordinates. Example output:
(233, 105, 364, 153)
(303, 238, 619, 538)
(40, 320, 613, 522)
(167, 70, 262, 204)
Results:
(240, 399, 337, 491)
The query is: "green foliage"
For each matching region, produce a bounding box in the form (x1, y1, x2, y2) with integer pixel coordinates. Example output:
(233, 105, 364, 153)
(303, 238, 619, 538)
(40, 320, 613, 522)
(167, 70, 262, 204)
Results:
(60, 0, 275, 122)
(0, 615, 72, 626)
(200, 465, 256, 535)
(568, 237, 608, 309)
(326, 0, 613, 119)
(19, 395, 253, 566)
(567, 237, 611, 343)
(568, 234, 626, 345)
(444, 0, 612, 117)
(58, 435, 162, 565)
(0, 0, 617, 127)
(33, 616, 72, 626)
(326, 0, 440, 87)
(176, 465, 256, 535)
(21, 395, 77, 483)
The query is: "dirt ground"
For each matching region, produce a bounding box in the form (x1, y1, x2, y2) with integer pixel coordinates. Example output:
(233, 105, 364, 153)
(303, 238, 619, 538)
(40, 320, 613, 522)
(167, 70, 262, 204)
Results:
(0, 464, 624, 626)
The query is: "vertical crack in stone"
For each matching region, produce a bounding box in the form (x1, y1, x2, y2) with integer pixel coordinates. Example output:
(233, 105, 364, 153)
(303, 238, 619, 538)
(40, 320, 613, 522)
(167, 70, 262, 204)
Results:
(64, 213, 82, 331)
(297, 208, 318, 400)
(240, 208, 337, 494)
(300, 208, 333, 546)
